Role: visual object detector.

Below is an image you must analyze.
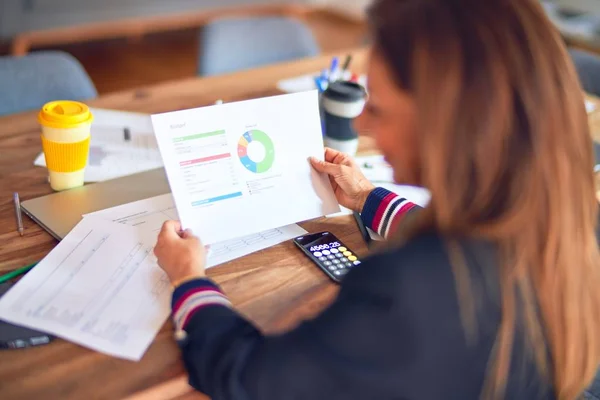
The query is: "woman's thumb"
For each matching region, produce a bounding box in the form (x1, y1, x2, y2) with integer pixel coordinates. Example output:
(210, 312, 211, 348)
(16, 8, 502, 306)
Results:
(310, 157, 338, 176)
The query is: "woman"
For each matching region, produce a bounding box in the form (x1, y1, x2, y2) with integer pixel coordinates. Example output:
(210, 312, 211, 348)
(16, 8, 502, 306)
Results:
(154, 0, 600, 398)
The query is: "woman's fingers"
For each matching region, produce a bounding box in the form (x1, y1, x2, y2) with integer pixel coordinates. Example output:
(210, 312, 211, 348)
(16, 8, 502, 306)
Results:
(310, 157, 342, 176)
(158, 220, 183, 242)
(324, 147, 354, 167)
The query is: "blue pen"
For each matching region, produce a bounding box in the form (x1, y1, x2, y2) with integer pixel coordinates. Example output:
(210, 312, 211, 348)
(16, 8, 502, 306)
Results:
(329, 57, 339, 82)
(314, 77, 325, 93)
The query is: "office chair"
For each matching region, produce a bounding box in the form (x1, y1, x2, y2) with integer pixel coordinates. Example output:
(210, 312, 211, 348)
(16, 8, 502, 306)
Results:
(0, 51, 97, 116)
(198, 16, 320, 76)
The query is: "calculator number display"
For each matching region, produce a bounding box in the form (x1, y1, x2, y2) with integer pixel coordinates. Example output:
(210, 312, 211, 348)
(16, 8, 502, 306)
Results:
(309, 242, 340, 252)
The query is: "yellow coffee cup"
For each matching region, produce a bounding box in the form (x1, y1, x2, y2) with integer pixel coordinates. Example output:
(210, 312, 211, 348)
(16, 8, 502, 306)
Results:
(38, 101, 93, 191)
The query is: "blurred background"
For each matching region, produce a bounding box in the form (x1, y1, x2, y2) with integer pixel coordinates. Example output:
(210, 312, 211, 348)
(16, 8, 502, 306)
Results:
(0, 0, 370, 94)
(0, 0, 599, 95)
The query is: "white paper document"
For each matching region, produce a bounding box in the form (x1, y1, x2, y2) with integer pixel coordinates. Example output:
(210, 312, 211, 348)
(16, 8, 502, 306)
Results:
(86, 194, 308, 268)
(151, 91, 340, 245)
(34, 108, 163, 182)
(0, 218, 170, 361)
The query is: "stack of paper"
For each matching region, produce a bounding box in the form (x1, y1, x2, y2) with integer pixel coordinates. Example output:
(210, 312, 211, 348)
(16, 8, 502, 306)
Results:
(86, 194, 308, 269)
(0, 218, 169, 361)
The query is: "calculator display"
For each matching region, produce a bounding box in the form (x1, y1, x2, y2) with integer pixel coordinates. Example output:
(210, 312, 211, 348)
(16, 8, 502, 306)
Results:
(295, 232, 340, 251)
(309, 241, 341, 252)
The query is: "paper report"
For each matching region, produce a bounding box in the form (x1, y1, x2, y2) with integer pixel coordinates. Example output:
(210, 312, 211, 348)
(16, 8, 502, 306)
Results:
(151, 91, 340, 245)
(86, 193, 308, 268)
(0, 218, 170, 361)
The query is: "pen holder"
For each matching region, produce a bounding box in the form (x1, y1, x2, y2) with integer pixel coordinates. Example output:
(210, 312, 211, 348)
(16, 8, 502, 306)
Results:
(321, 81, 367, 156)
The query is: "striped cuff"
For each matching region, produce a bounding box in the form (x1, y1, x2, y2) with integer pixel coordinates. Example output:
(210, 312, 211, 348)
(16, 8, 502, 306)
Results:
(172, 278, 231, 333)
(361, 187, 419, 238)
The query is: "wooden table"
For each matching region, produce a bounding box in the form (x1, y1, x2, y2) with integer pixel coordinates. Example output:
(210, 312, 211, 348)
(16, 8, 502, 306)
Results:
(1, 48, 600, 399)
(0, 49, 373, 400)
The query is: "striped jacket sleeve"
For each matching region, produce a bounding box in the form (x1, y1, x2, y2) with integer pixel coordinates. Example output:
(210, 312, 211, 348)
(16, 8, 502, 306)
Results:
(171, 278, 232, 338)
(360, 187, 421, 239)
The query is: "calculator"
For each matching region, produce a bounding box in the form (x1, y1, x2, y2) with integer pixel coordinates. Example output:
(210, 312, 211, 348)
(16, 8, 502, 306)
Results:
(293, 231, 362, 283)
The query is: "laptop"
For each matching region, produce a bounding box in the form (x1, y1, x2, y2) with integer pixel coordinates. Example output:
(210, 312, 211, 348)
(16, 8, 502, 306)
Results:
(21, 168, 171, 240)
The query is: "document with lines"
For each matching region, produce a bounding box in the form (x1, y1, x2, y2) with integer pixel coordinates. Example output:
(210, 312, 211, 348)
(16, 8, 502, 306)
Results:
(151, 91, 339, 245)
(85, 193, 307, 268)
(0, 218, 170, 361)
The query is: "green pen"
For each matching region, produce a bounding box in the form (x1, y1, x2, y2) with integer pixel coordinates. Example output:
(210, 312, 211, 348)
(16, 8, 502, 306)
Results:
(0, 262, 38, 285)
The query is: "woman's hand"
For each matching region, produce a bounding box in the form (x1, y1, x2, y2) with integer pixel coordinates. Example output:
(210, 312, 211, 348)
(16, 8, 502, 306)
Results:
(154, 220, 207, 286)
(310, 148, 376, 212)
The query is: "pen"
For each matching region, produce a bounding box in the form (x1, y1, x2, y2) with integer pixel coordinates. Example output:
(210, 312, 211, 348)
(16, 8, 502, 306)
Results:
(314, 77, 328, 93)
(329, 57, 339, 83)
(353, 211, 372, 246)
(314, 77, 323, 93)
(13, 192, 23, 236)
(342, 54, 353, 73)
(0, 262, 38, 285)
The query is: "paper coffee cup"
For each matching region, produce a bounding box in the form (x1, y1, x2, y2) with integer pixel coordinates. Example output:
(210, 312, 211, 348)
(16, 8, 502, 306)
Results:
(38, 101, 93, 191)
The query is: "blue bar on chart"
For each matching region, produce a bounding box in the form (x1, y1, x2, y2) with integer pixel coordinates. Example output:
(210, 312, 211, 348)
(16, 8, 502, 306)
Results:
(191, 191, 243, 207)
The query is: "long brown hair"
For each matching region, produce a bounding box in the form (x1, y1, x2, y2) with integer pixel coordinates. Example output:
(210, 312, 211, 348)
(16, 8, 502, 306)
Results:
(368, 0, 600, 398)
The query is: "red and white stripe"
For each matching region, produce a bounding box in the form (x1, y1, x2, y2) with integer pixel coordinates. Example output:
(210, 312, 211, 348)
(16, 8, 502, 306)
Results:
(173, 287, 231, 331)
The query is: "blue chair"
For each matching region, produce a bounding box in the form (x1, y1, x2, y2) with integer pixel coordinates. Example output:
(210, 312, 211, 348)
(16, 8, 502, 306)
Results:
(570, 48, 600, 97)
(0, 51, 97, 116)
(198, 16, 320, 76)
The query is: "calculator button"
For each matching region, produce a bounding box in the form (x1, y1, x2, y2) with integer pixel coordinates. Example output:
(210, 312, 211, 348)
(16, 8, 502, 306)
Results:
(345, 263, 353, 268)
(343, 251, 352, 257)
(348, 256, 358, 262)
(313, 251, 322, 257)
(330, 248, 339, 254)
(324, 261, 332, 266)
(332, 259, 340, 264)
(335, 253, 343, 258)
(338, 247, 347, 252)
(327, 255, 335, 260)
(322, 250, 331, 255)
(340, 257, 348, 263)
(328, 265, 337, 271)
(334, 270, 342, 276)
(319, 257, 327, 261)
(353, 261, 361, 265)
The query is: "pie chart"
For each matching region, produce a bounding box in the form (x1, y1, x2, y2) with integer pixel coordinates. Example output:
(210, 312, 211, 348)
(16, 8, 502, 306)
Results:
(237, 130, 275, 173)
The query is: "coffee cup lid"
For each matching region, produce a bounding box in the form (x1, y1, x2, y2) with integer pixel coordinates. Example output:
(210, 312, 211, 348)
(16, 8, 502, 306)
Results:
(324, 81, 366, 103)
(38, 101, 94, 129)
